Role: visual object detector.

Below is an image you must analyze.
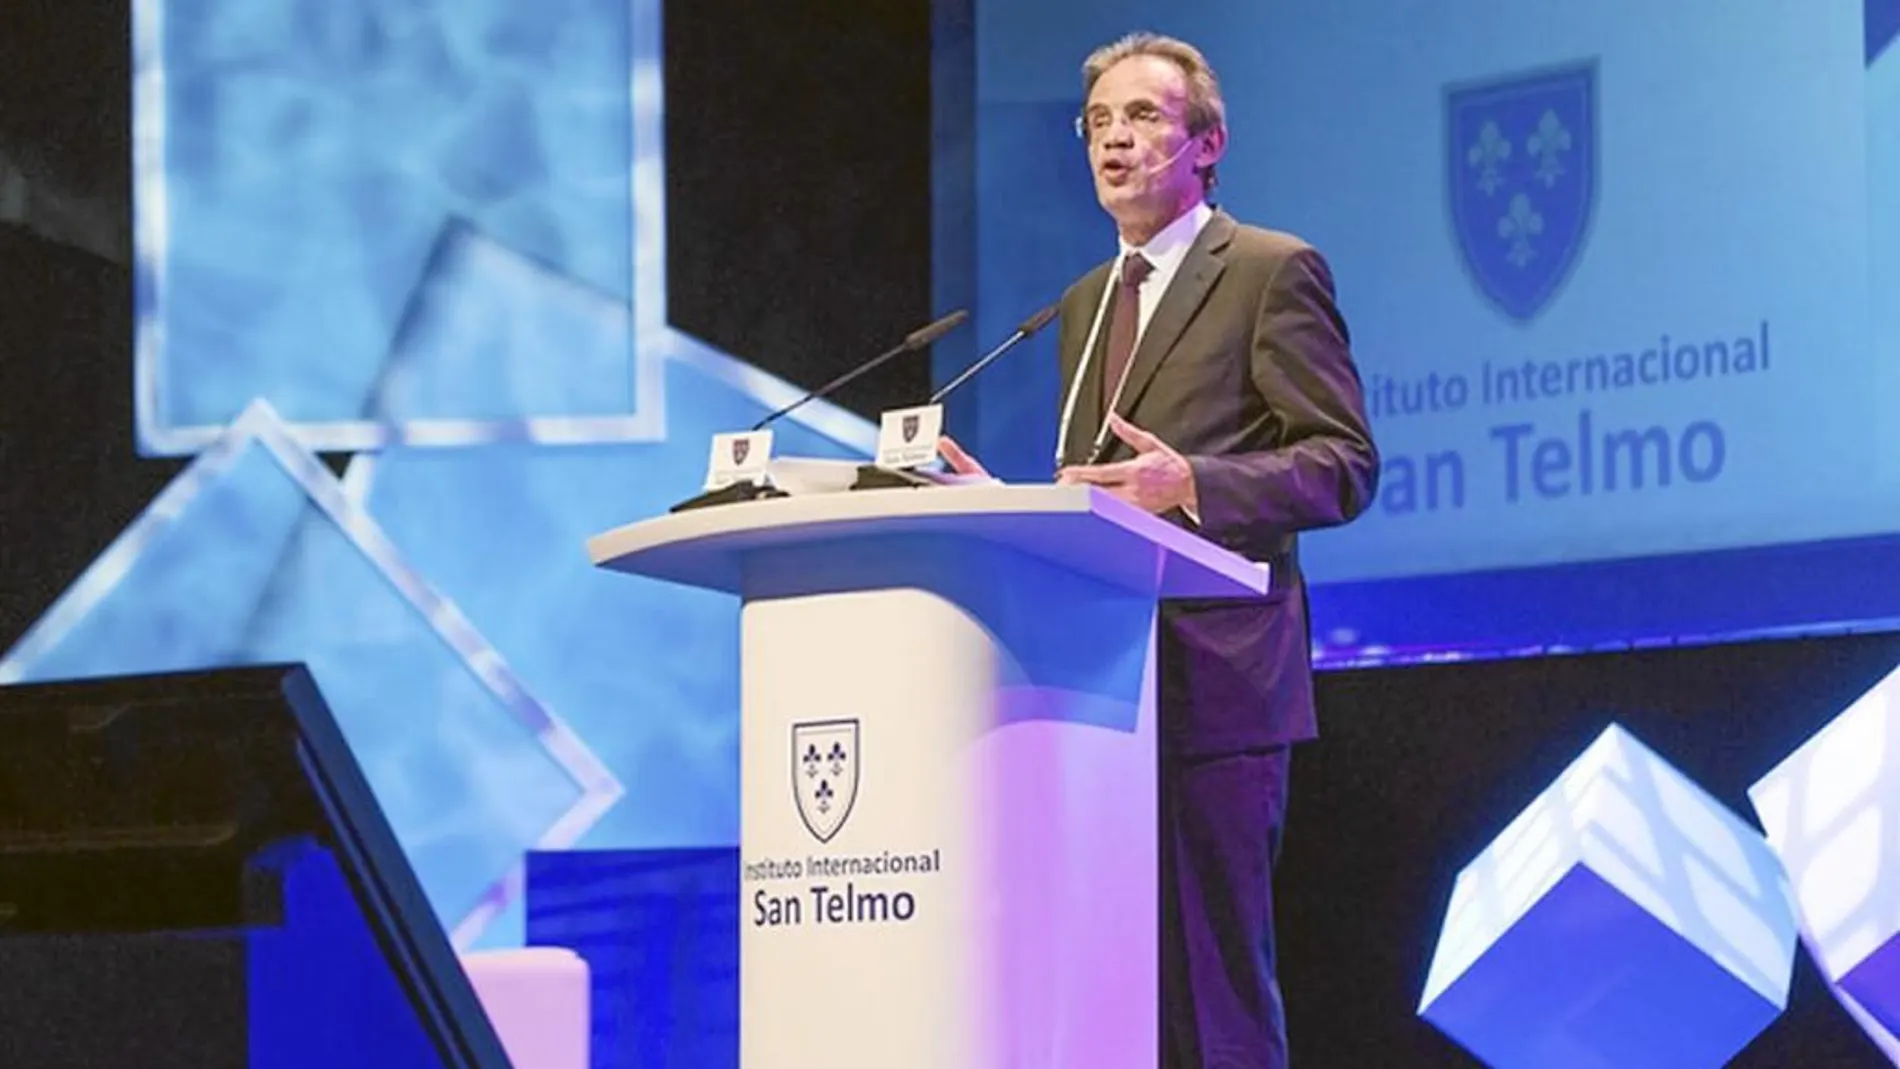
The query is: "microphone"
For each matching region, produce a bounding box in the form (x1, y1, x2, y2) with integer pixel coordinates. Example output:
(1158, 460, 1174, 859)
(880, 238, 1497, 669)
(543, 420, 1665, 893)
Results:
(751, 309, 970, 430)
(669, 309, 968, 513)
(928, 303, 1059, 404)
(849, 303, 1058, 492)
(1144, 139, 1195, 176)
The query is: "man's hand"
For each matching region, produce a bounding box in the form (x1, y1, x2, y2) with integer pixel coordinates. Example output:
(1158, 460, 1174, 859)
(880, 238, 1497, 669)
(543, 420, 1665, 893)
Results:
(938, 435, 991, 478)
(1056, 413, 1198, 515)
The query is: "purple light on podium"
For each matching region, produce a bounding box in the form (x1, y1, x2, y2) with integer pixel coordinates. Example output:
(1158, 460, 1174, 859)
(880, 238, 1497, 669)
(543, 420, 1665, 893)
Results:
(1750, 663, 1900, 1055)
(1419, 724, 1799, 1068)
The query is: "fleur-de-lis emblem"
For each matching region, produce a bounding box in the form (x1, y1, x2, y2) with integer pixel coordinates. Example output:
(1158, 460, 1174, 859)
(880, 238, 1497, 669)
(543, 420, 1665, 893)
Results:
(1498, 194, 1545, 268)
(1466, 120, 1512, 196)
(792, 720, 859, 843)
(1447, 61, 1595, 321)
(1526, 109, 1571, 188)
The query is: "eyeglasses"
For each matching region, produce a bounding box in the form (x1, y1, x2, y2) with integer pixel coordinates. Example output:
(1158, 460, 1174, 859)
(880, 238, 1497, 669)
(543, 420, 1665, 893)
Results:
(1074, 101, 1179, 141)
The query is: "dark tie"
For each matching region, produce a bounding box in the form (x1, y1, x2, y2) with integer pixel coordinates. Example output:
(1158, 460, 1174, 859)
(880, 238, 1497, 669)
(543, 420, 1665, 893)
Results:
(1102, 252, 1154, 410)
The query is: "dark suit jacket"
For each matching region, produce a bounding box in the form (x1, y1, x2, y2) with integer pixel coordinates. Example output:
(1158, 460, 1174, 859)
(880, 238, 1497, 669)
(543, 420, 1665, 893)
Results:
(1056, 209, 1379, 756)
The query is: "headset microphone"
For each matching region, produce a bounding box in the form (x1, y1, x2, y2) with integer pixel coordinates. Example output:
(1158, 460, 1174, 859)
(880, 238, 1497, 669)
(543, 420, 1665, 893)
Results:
(1143, 139, 1195, 175)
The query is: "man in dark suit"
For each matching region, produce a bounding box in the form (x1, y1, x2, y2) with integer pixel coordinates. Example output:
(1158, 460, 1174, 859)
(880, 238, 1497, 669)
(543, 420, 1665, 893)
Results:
(941, 31, 1379, 1069)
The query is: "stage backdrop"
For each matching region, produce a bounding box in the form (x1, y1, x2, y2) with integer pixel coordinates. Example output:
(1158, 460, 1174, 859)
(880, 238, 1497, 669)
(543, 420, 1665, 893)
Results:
(2, 0, 929, 952)
(948, 0, 1900, 657)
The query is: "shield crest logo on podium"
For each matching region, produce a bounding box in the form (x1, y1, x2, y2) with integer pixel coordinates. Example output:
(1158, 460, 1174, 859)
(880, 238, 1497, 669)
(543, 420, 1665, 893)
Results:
(902, 414, 920, 443)
(731, 437, 751, 465)
(793, 719, 860, 843)
(1446, 60, 1597, 321)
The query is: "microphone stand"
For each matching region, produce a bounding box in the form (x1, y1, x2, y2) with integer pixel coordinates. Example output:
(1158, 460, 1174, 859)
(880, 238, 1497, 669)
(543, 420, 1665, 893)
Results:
(852, 305, 1058, 492)
(669, 310, 971, 512)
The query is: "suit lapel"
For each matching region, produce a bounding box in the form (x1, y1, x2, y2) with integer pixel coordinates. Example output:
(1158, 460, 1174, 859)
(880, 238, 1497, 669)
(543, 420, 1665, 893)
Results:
(1060, 263, 1115, 465)
(1107, 213, 1234, 441)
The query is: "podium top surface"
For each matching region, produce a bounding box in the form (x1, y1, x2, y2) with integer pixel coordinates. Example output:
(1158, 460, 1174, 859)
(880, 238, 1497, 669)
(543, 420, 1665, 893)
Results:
(585, 484, 1271, 601)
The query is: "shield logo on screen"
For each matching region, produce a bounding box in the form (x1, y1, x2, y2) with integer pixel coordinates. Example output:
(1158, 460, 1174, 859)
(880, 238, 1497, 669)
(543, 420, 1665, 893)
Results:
(793, 719, 859, 843)
(1447, 61, 1597, 321)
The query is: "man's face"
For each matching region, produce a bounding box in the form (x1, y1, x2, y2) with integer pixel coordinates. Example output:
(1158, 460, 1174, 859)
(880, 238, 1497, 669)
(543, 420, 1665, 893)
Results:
(1082, 55, 1211, 236)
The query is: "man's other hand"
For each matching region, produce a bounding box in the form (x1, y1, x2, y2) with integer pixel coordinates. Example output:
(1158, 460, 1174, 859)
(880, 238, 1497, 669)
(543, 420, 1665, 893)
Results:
(1056, 413, 1198, 515)
(938, 435, 991, 478)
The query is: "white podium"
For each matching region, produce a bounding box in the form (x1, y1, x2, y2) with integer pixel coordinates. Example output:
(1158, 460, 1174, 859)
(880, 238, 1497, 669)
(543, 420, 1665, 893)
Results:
(586, 483, 1270, 1069)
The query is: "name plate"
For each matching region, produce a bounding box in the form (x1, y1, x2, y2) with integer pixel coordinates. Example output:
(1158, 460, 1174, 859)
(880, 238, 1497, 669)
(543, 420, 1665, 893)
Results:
(705, 430, 773, 489)
(875, 404, 943, 471)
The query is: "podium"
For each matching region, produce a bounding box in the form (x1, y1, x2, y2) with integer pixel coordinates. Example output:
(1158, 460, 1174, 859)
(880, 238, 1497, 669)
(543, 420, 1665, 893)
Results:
(586, 483, 1271, 1068)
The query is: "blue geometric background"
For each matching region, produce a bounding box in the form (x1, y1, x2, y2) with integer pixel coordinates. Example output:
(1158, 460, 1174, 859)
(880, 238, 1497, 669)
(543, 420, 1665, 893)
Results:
(1873, 0, 1900, 62)
(133, 0, 670, 454)
(344, 338, 874, 945)
(10, 0, 876, 952)
(0, 403, 621, 946)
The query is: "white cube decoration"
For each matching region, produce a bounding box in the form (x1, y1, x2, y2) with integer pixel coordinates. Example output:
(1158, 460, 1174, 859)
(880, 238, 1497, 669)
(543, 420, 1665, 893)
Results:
(1420, 723, 1799, 1068)
(1749, 661, 1900, 1046)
